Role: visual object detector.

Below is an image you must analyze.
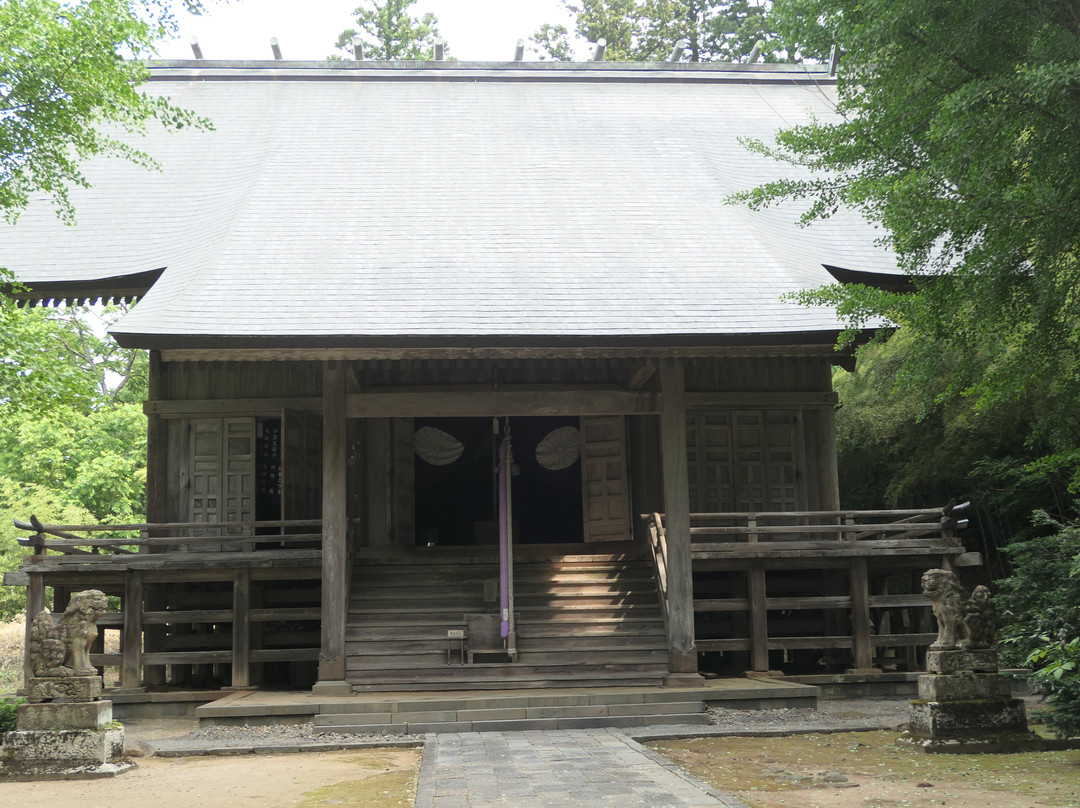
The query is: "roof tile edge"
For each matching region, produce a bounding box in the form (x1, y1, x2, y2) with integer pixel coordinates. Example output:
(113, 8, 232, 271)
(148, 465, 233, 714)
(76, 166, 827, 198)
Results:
(146, 59, 833, 83)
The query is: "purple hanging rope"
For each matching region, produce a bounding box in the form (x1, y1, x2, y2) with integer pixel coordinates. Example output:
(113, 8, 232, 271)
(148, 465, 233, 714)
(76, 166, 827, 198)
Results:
(498, 433, 510, 640)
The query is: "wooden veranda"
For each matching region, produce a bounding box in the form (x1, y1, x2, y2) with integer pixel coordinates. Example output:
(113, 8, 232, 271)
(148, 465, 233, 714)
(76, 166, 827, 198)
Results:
(7, 502, 971, 692)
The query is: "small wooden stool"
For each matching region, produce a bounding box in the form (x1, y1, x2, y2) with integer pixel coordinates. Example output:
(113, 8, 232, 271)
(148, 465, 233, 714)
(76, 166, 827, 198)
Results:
(446, 629, 466, 664)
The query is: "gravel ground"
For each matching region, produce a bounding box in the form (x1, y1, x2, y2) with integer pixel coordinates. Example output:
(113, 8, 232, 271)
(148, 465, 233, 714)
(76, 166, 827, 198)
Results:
(129, 697, 924, 755)
(708, 698, 911, 733)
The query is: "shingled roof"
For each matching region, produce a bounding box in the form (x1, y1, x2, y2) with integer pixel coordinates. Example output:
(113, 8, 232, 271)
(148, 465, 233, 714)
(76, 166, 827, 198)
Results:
(1, 61, 899, 351)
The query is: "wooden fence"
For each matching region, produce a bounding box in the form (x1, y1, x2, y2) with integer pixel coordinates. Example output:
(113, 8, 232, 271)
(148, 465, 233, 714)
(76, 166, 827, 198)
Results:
(644, 503, 974, 674)
(9, 517, 324, 689)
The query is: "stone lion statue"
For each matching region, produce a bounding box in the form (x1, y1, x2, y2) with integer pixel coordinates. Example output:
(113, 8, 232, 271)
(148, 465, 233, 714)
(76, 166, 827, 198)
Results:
(57, 589, 109, 676)
(921, 569, 996, 650)
(28, 610, 71, 678)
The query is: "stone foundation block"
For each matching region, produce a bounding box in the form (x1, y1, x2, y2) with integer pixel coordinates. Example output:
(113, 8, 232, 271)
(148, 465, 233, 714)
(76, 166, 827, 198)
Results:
(908, 697, 1028, 737)
(27, 676, 102, 703)
(918, 673, 1012, 702)
(3, 726, 125, 766)
(18, 700, 113, 731)
(926, 648, 998, 674)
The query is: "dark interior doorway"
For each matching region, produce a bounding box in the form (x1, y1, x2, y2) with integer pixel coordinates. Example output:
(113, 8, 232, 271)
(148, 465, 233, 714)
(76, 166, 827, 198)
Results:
(412, 416, 584, 546)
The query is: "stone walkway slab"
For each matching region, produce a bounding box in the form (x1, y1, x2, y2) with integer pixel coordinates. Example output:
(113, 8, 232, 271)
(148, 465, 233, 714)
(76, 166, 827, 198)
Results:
(415, 728, 748, 808)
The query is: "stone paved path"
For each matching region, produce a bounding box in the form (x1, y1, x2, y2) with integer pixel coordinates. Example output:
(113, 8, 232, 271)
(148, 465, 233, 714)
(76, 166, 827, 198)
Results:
(415, 728, 749, 808)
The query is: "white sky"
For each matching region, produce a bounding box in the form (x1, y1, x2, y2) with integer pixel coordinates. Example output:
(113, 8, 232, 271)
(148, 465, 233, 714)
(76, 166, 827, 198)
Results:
(155, 1, 576, 62)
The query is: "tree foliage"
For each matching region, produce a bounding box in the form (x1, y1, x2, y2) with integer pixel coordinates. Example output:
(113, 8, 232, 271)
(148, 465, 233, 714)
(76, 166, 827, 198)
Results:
(333, 0, 445, 61)
(733, 0, 1080, 730)
(530, 1, 792, 63)
(0, 0, 214, 224)
(734, 0, 1080, 451)
(0, 305, 147, 619)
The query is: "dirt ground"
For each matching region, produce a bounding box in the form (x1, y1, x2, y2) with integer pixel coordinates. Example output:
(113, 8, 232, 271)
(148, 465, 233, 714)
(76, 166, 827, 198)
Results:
(650, 730, 1080, 808)
(1, 747, 420, 808)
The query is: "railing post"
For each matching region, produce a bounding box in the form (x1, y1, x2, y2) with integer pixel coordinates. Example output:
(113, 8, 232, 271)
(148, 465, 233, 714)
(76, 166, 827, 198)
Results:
(23, 571, 46, 686)
(121, 571, 144, 689)
(748, 561, 769, 672)
(232, 569, 251, 688)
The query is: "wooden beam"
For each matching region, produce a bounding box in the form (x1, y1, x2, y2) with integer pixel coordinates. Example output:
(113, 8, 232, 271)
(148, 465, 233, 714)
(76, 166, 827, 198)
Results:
(685, 392, 838, 408)
(232, 569, 251, 688)
(319, 362, 348, 683)
(346, 390, 661, 418)
(161, 345, 846, 363)
(121, 571, 143, 689)
(144, 398, 321, 417)
(659, 358, 696, 674)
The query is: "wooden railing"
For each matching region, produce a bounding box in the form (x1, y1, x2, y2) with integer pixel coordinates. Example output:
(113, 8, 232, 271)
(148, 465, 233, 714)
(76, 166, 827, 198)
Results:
(11, 516, 324, 690)
(14, 515, 323, 557)
(643, 503, 971, 673)
(644, 512, 670, 636)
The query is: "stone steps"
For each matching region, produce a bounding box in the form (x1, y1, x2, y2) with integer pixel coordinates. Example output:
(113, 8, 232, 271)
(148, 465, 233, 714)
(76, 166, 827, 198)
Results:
(312, 689, 710, 735)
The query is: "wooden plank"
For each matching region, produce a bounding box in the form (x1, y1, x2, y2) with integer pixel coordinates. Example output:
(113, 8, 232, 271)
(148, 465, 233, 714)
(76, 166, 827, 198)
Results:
(626, 359, 658, 391)
(346, 390, 662, 418)
(250, 648, 321, 662)
(685, 392, 838, 409)
(121, 571, 143, 688)
(748, 562, 768, 671)
(320, 361, 348, 682)
(232, 570, 251, 688)
(696, 638, 752, 652)
(768, 636, 854, 650)
(694, 598, 751, 612)
(690, 523, 945, 535)
(871, 633, 938, 647)
(144, 398, 322, 416)
(869, 594, 931, 608)
(142, 610, 233, 624)
(659, 359, 696, 673)
(142, 651, 232, 665)
(161, 345, 844, 363)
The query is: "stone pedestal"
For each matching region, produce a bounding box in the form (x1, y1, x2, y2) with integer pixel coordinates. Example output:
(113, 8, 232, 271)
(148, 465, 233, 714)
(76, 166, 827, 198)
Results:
(900, 650, 1042, 753)
(2, 675, 132, 780)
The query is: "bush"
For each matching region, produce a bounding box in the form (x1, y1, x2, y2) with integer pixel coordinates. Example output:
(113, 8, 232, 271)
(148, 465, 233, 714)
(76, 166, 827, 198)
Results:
(0, 697, 23, 733)
(998, 514, 1080, 738)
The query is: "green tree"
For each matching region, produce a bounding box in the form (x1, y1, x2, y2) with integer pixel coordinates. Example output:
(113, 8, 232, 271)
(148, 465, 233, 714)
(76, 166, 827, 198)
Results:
(733, 0, 1080, 462)
(732, 0, 1080, 731)
(0, 305, 147, 619)
(530, 1, 791, 63)
(333, 0, 445, 61)
(0, 0, 214, 225)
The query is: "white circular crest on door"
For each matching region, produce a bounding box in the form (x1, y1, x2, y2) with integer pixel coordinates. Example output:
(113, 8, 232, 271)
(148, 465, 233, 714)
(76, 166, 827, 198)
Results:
(535, 426, 581, 471)
(414, 426, 465, 466)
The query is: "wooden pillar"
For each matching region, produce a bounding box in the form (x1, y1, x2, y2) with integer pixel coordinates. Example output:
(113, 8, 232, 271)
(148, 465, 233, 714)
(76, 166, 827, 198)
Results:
(850, 558, 874, 671)
(232, 569, 251, 688)
(659, 359, 698, 677)
(121, 571, 144, 689)
(748, 562, 769, 672)
(818, 405, 841, 510)
(143, 350, 168, 685)
(317, 361, 350, 690)
(23, 572, 46, 685)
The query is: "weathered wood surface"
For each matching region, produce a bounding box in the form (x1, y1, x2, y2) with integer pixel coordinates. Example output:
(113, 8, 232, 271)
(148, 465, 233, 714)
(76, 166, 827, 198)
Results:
(659, 359, 697, 673)
(160, 344, 846, 363)
(346, 389, 663, 418)
(320, 361, 348, 682)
